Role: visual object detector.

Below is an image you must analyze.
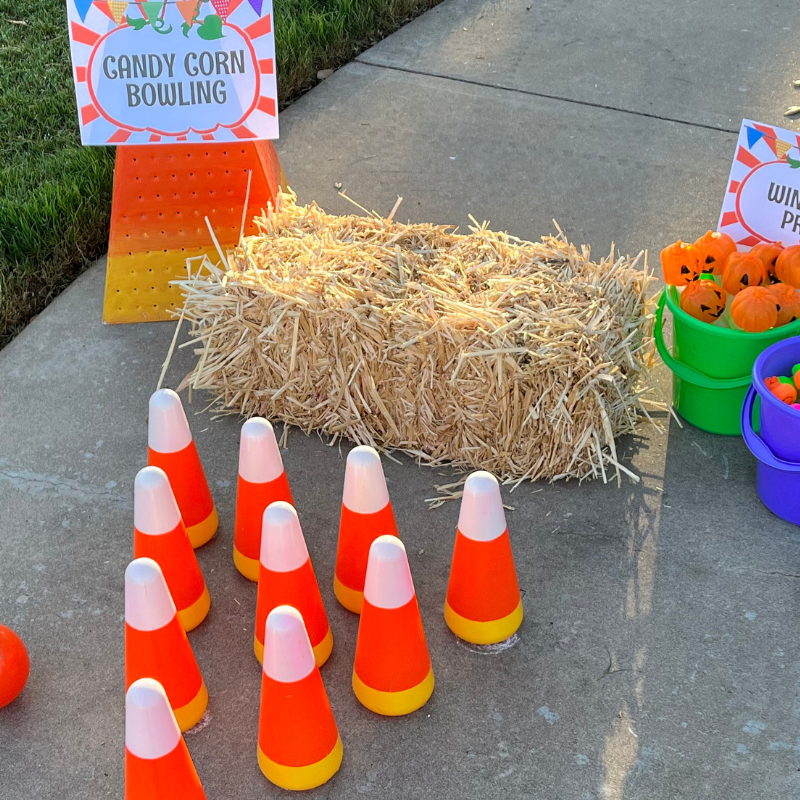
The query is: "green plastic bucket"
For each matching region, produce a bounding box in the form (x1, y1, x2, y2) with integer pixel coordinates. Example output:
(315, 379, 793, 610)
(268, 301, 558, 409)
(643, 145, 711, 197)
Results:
(654, 286, 800, 435)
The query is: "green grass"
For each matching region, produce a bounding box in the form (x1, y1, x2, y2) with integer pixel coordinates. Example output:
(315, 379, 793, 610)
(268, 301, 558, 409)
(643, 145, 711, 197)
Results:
(0, 0, 441, 347)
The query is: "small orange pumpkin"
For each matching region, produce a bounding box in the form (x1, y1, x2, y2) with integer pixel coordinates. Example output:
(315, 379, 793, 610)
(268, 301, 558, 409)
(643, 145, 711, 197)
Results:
(775, 245, 800, 287)
(730, 285, 778, 332)
(693, 231, 736, 276)
(661, 240, 700, 285)
(722, 252, 769, 295)
(766, 283, 800, 326)
(679, 277, 727, 323)
(750, 241, 784, 280)
(765, 375, 797, 404)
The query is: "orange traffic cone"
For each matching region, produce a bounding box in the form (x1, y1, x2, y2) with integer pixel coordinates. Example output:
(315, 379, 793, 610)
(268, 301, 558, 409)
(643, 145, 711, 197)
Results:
(254, 502, 332, 667)
(257, 606, 343, 791)
(134, 466, 210, 632)
(148, 389, 217, 548)
(125, 558, 208, 732)
(444, 471, 523, 644)
(233, 418, 294, 581)
(334, 446, 399, 613)
(352, 536, 434, 716)
(125, 678, 208, 800)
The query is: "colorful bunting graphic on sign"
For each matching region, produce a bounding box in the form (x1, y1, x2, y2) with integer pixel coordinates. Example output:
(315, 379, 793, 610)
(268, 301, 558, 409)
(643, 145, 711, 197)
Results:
(108, 0, 128, 23)
(140, 0, 164, 23)
(746, 126, 765, 149)
(211, 0, 231, 21)
(246, 0, 263, 14)
(776, 139, 792, 160)
(93, 1, 114, 20)
(176, 0, 199, 26)
(73, 0, 95, 21)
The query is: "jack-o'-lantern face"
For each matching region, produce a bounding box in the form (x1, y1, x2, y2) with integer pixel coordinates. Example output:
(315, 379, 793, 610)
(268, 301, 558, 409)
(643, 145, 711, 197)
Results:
(693, 231, 736, 276)
(767, 282, 800, 326)
(661, 240, 700, 286)
(679, 277, 727, 324)
(722, 252, 769, 295)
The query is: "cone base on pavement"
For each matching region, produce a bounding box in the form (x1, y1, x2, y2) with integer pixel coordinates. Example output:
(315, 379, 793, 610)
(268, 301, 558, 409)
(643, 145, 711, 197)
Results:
(177, 585, 211, 632)
(352, 668, 434, 717)
(444, 599, 523, 645)
(233, 546, 261, 582)
(333, 575, 363, 614)
(254, 626, 333, 668)
(173, 681, 209, 732)
(186, 508, 218, 549)
(258, 735, 343, 791)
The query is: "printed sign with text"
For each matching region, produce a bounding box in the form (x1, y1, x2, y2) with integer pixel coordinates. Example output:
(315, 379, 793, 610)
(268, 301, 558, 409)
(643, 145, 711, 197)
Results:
(66, 0, 278, 144)
(719, 119, 800, 248)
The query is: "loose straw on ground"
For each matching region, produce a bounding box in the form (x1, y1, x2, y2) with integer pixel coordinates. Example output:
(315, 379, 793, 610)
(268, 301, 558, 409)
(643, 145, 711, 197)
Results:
(175, 190, 658, 488)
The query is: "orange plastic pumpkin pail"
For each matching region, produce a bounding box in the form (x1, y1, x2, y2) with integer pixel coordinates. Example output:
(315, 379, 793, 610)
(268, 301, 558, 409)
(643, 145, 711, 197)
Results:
(654, 287, 800, 435)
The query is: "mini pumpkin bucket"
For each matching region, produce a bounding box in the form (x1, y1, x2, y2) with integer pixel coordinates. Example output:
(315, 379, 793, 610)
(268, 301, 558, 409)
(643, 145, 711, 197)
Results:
(741, 336, 800, 525)
(655, 287, 800, 435)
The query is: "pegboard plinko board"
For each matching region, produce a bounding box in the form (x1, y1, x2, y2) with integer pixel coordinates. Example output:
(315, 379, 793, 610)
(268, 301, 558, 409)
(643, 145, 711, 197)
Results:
(103, 141, 284, 324)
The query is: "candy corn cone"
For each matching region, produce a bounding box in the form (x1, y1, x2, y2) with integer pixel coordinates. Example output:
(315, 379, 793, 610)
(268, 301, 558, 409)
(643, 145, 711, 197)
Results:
(125, 678, 208, 800)
(257, 606, 343, 791)
(352, 536, 434, 716)
(334, 446, 399, 613)
(134, 466, 210, 631)
(444, 471, 523, 644)
(254, 502, 333, 668)
(125, 558, 207, 732)
(234, 418, 294, 581)
(148, 389, 217, 548)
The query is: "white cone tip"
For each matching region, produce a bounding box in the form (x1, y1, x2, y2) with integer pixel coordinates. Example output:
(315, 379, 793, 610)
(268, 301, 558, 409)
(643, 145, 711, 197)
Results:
(457, 471, 507, 542)
(364, 535, 414, 609)
(239, 418, 285, 484)
(134, 467, 182, 535)
(149, 389, 192, 454)
(261, 502, 309, 572)
(125, 558, 176, 631)
(125, 678, 181, 759)
(342, 445, 390, 515)
(263, 606, 316, 683)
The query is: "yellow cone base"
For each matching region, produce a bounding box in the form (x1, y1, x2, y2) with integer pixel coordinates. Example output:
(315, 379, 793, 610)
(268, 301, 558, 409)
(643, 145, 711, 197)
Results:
(177, 585, 211, 632)
(444, 598, 523, 645)
(333, 575, 363, 614)
(173, 681, 209, 733)
(258, 735, 343, 791)
(186, 507, 219, 549)
(255, 626, 333, 668)
(352, 667, 434, 716)
(233, 546, 260, 582)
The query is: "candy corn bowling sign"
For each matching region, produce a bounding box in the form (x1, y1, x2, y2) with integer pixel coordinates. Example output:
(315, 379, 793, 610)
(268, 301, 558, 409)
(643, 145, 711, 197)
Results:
(66, 0, 284, 325)
(66, 0, 278, 143)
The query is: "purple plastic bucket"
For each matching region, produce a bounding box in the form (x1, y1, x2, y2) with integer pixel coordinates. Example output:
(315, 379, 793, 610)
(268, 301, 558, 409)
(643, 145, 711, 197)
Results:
(742, 336, 800, 525)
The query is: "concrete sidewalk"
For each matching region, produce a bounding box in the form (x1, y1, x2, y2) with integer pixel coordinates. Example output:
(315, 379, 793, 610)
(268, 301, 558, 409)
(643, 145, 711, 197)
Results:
(2, 1, 800, 798)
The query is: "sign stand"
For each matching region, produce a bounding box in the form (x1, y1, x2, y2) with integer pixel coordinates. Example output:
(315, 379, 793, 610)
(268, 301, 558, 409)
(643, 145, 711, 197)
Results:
(103, 139, 284, 323)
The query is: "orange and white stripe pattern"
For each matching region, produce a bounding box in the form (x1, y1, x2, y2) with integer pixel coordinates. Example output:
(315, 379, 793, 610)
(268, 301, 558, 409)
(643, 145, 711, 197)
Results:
(352, 536, 434, 716)
(133, 467, 210, 631)
(444, 471, 523, 644)
(125, 558, 207, 732)
(257, 607, 343, 790)
(148, 389, 217, 549)
(234, 418, 294, 581)
(254, 502, 332, 667)
(334, 446, 399, 613)
(125, 679, 208, 799)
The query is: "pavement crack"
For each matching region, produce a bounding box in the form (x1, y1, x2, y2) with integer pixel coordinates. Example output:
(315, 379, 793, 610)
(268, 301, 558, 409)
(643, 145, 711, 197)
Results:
(354, 59, 739, 135)
(0, 463, 131, 508)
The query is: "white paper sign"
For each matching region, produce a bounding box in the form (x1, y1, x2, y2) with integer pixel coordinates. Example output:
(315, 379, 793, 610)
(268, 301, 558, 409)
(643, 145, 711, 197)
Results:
(66, 0, 278, 145)
(718, 119, 800, 248)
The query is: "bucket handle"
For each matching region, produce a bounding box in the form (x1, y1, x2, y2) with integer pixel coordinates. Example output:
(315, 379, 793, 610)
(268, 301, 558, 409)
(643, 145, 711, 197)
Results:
(741, 385, 800, 473)
(654, 292, 753, 390)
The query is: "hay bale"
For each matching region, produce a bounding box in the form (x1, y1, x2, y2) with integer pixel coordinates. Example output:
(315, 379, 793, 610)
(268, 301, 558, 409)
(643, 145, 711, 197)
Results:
(176, 190, 657, 487)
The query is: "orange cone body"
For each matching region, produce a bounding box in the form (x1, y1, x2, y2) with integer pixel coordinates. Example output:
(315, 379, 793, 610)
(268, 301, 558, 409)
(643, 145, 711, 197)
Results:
(234, 418, 294, 581)
(125, 558, 207, 732)
(125, 678, 207, 800)
(254, 502, 332, 667)
(334, 446, 399, 613)
(257, 606, 343, 791)
(148, 389, 217, 548)
(133, 467, 210, 632)
(445, 471, 523, 644)
(352, 536, 434, 716)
